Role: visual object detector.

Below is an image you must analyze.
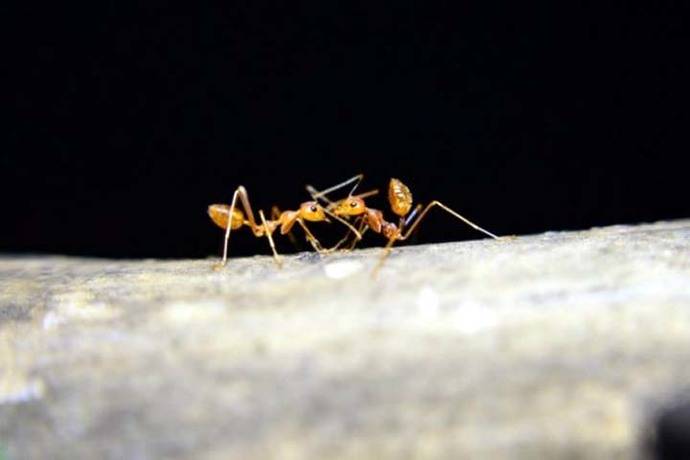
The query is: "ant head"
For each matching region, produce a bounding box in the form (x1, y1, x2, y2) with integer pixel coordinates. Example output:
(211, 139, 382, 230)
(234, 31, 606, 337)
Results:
(299, 201, 326, 222)
(335, 196, 366, 216)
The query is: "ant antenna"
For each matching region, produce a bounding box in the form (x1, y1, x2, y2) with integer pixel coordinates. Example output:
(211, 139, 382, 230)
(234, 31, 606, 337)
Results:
(308, 173, 364, 201)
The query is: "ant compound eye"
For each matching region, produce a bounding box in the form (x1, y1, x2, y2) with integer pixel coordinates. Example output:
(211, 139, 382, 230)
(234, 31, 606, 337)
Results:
(350, 201, 358, 208)
(310, 205, 318, 213)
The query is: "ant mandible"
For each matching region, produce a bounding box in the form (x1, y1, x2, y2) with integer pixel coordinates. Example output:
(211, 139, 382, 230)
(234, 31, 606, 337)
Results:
(208, 185, 363, 268)
(308, 174, 501, 274)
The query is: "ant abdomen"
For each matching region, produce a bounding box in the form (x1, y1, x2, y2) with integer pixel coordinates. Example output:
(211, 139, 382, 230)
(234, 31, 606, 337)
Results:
(207, 204, 244, 230)
(388, 178, 413, 217)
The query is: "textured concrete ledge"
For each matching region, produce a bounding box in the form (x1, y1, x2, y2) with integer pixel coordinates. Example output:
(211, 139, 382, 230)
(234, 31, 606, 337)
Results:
(1, 220, 690, 459)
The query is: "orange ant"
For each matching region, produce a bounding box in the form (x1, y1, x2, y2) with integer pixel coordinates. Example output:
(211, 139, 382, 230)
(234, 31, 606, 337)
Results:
(207, 185, 374, 268)
(308, 174, 501, 274)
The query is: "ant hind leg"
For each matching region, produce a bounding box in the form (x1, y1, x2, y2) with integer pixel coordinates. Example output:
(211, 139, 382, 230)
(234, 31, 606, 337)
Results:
(259, 210, 283, 267)
(401, 201, 500, 241)
(217, 188, 241, 268)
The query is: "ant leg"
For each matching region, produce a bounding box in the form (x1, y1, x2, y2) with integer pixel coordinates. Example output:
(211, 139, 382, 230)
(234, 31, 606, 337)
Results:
(218, 185, 267, 267)
(295, 217, 362, 254)
(320, 215, 368, 253)
(372, 200, 500, 276)
(234, 186, 268, 237)
(295, 219, 327, 253)
(346, 218, 369, 250)
(259, 209, 283, 267)
(321, 207, 364, 242)
(372, 201, 499, 277)
(404, 204, 423, 229)
(372, 233, 399, 278)
(330, 233, 353, 252)
(326, 220, 365, 252)
(399, 201, 500, 241)
(219, 188, 241, 266)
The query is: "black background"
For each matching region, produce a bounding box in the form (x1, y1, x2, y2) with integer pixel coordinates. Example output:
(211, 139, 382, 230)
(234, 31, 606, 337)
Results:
(5, 3, 690, 258)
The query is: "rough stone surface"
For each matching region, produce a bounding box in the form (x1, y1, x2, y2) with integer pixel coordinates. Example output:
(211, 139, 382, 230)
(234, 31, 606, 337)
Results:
(1, 220, 690, 459)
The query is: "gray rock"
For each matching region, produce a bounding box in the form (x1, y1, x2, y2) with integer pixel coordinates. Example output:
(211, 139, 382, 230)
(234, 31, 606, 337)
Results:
(1, 220, 690, 459)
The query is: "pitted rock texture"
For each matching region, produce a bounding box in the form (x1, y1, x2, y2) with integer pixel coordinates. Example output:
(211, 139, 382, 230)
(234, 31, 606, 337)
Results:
(1, 220, 690, 459)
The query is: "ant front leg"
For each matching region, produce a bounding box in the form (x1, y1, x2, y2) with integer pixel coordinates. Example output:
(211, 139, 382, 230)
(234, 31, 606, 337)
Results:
(344, 217, 369, 251)
(321, 218, 364, 253)
(295, 219, 328, 254)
